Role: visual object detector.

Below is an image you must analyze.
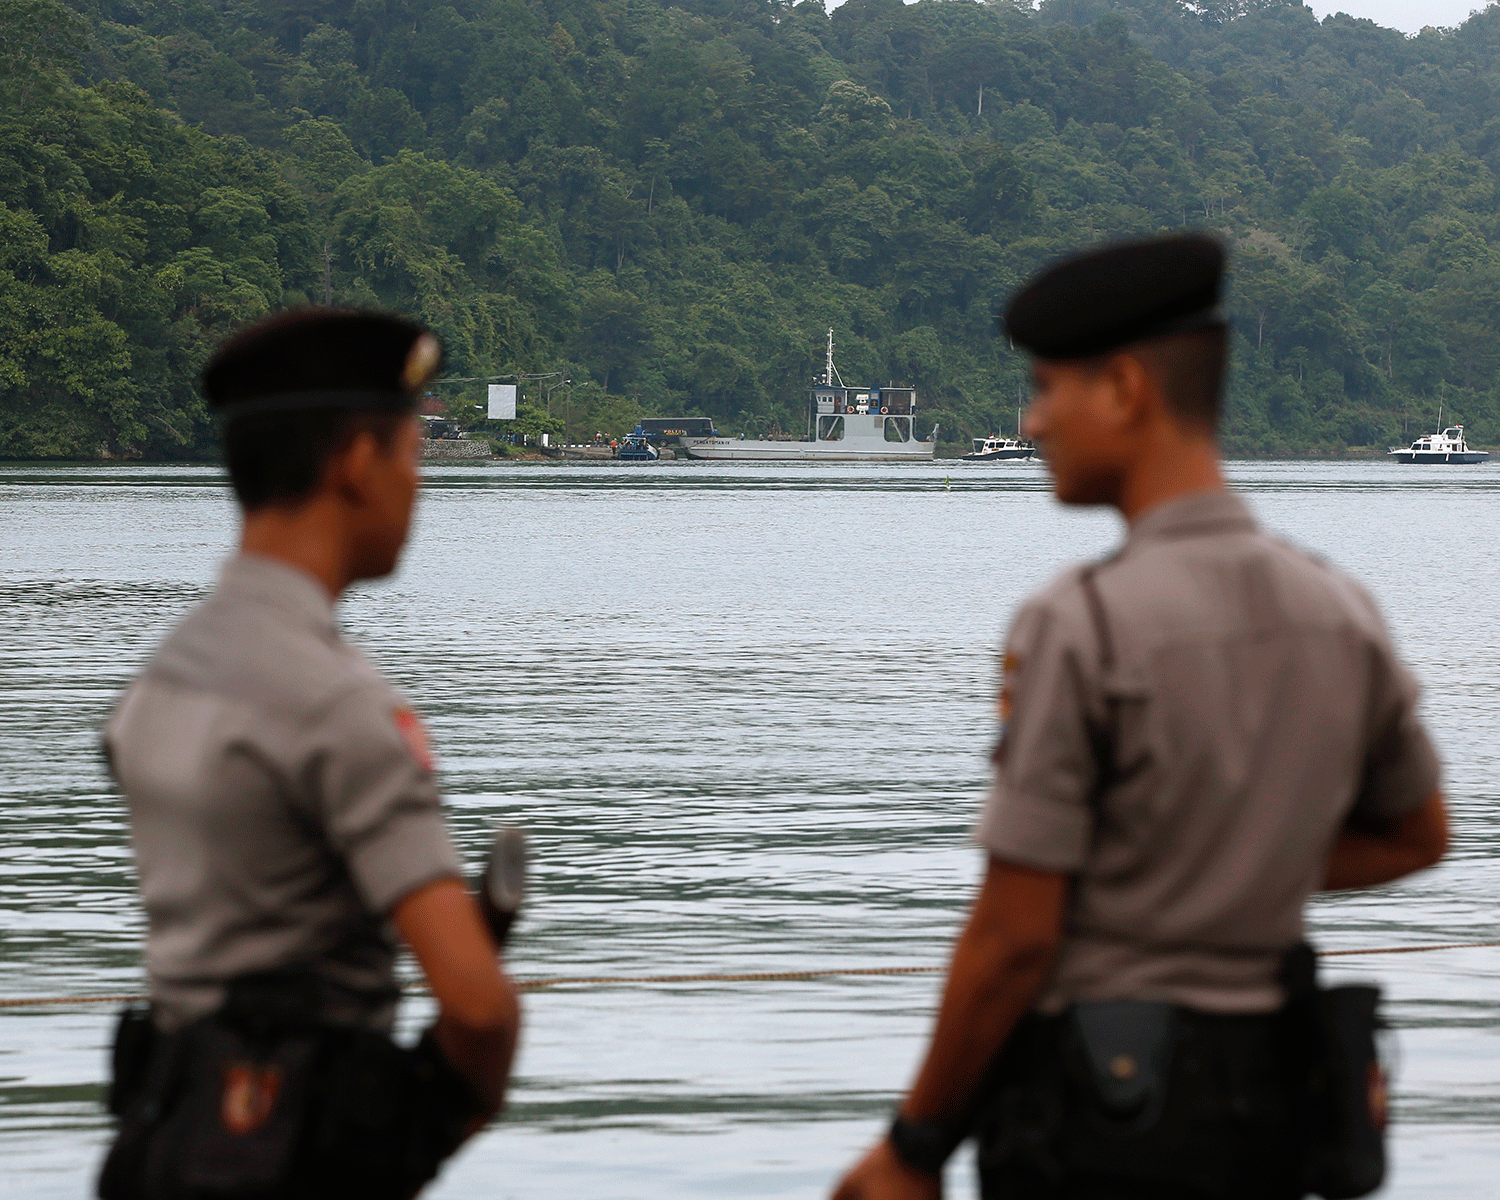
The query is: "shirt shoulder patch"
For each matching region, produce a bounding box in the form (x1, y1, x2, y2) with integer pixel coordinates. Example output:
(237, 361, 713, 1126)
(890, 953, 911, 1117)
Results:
(999, 652, 1020, 723)
(393, 707, 435, 773)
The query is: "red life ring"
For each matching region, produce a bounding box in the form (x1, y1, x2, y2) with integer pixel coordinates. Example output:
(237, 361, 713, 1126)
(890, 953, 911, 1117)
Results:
(880, 406, 889, 414)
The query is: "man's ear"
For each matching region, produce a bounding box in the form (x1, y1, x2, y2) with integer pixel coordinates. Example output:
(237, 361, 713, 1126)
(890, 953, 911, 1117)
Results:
(1104, 351, 1157, 431)
(327, 429, 380, 506)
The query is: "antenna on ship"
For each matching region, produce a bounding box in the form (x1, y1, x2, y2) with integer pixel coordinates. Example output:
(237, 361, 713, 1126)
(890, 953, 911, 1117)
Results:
(826, 328, 845, 388)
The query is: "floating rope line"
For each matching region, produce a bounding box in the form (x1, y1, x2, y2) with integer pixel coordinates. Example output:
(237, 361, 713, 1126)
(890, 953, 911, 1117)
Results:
(519, 963, 945, 990)
(4, 941, 1500, 1010)
(1319, 940, 1500, 957)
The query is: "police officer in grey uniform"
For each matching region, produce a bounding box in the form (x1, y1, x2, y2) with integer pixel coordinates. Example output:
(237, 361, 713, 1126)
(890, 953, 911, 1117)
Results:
(100, 311, 519, 1199)
(833, 234, 1448, 1200)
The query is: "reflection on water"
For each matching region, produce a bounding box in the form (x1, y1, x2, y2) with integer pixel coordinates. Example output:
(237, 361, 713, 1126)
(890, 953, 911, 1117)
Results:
(1, 460, 1497, 1198)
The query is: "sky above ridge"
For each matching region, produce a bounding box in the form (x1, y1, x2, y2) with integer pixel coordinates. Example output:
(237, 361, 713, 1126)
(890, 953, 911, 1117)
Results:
(821, 2, 1495, 38)
(1305, 0, 1490, 33)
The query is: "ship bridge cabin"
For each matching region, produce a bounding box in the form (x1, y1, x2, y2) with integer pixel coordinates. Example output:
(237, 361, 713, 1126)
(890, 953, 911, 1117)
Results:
(812, 383, 915, 416)
(810, 376, 919, 444)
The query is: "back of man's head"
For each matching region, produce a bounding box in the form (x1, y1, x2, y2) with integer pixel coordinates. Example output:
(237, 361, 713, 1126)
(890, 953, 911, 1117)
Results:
(204, 310, 441, 511)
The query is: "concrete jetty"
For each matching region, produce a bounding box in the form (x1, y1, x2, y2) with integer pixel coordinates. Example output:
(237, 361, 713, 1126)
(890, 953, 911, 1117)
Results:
(421, 439, 491, 460)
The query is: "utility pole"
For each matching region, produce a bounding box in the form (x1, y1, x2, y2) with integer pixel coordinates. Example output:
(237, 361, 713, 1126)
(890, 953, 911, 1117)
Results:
(322, 242, 333, 306)
(544, 377, 573, 435)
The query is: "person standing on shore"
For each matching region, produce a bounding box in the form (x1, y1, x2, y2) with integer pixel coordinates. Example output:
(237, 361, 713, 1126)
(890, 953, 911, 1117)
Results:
(99, 311, 519, 1199)
(832, 233, 1448, 1200)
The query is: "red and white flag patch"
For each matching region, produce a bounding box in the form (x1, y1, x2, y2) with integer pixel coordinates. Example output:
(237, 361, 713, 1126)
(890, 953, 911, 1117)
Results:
(393, 707, 435, 773)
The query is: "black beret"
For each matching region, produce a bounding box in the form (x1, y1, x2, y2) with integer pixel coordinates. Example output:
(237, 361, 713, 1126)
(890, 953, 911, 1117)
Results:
(1003, 233, 1226, 360)
(202, 309, 443, 420)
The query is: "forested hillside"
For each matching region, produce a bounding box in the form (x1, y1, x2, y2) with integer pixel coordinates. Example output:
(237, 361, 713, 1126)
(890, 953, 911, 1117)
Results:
(5, 0, 1500, 458)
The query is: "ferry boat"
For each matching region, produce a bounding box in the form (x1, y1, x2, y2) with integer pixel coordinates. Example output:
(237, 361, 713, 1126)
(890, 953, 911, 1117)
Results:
(1389, 425, 1488, 464)
(962, 434, 1036, 461)
(676, 331, 937, 462)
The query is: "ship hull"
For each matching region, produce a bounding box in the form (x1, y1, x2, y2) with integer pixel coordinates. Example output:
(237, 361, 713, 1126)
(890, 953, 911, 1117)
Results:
(960, 448, 1036, 461)
(679, 437, 934, 462)
(1390, 450, 1489, 464)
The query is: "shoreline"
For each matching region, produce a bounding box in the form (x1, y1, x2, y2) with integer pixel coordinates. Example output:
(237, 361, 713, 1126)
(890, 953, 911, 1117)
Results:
(0, 450, 1448, 466)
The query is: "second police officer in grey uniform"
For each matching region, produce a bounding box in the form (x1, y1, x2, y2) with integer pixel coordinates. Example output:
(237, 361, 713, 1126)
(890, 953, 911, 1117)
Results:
(100, 311, 520, 1199)
(834, 234, 1449, 1200)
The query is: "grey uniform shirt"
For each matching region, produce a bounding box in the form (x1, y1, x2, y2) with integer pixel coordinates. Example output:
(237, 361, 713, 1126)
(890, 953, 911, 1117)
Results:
(105, 554, 463, 1031)
(976, 492, 1440, 1014)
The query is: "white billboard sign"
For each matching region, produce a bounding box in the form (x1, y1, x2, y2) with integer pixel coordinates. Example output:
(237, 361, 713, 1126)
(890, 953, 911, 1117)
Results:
(487, 383, 517, 420)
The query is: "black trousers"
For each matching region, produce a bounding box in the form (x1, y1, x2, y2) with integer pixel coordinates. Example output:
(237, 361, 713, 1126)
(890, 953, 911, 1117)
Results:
(974, 1009, 1303, 1200)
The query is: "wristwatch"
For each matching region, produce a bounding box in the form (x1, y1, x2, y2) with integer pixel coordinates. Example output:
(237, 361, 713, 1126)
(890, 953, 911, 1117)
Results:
(887, 1114, 965, 1176)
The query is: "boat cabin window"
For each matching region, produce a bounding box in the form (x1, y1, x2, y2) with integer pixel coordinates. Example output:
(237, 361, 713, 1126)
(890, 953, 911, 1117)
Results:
(884, 416, 911, 443)
(818, 415, 845, 441)
(878, 389, 914, 415)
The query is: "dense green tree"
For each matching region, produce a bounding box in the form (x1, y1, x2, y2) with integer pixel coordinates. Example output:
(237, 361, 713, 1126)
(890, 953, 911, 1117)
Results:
(11, 0, 1500, 457)
(0, 0, 86, 108)
(0, 52, 316, 457)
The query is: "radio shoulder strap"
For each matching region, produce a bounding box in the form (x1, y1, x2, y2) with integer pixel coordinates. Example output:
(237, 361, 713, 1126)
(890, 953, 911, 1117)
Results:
(1078, 565, 1118, 808)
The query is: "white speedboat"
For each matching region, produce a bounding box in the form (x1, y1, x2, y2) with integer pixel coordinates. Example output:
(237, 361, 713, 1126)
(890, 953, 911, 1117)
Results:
(1389, 425, 1488, 464)
(676, 331, 937, 462)
(961, 434, 1036, 461)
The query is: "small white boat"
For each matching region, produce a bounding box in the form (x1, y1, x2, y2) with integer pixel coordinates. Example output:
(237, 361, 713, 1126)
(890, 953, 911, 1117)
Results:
(1389, 425, 1488, 464)
(961, 434, 1036, 462)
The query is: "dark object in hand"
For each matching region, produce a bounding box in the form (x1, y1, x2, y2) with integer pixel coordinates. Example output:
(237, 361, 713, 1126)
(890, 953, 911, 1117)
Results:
(474, 828, 526, 948)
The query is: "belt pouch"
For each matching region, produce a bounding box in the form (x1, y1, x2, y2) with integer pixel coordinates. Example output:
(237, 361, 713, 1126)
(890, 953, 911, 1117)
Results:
(98, 1012, 184, 1200)
(1056, 1000, 1200, 1187)
(1067, 1003, 1299, 1195)
(149, 1018, 320, 1197)
(1304, 985, 1386, 1199)
(107, 1006, 158, 1118)
(1068, 1000, 1175, 1127)
(973, 1004, 1181, 1194)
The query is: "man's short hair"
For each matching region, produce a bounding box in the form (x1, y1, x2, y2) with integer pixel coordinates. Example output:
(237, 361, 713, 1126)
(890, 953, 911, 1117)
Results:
(223, 409, 408, 511)
(1131, 322, 1229, 431)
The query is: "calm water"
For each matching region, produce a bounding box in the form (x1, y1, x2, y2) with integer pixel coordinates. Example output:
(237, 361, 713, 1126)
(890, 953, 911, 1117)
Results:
(1, 459, 1496, 1198)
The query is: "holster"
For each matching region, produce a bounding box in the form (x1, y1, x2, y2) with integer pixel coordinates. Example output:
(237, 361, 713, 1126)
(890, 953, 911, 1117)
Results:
(98, 970, 482, 1200)
(1280, 943, 1387, 1199)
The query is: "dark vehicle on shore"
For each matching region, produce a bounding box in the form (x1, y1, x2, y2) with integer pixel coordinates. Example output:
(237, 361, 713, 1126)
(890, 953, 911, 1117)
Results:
(422, 416, 464, 440)
(640, 418, 718, 444)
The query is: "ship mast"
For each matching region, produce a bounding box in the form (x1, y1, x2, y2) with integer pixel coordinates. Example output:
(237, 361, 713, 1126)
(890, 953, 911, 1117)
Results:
(826, 328, 845, 388)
